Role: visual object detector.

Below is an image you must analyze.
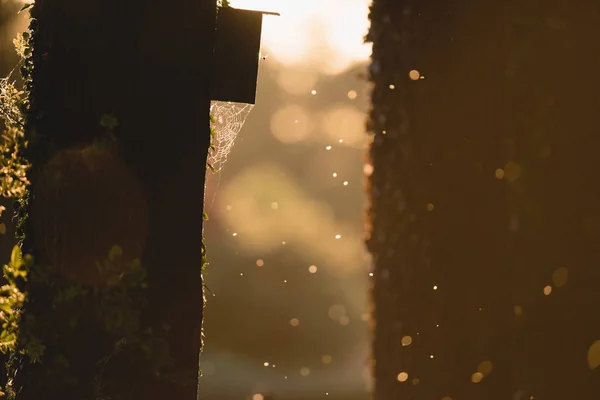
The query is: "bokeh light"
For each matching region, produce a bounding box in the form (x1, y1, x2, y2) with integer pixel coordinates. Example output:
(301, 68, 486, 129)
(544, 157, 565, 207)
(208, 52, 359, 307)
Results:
(477, 361, 493, 377)
(320, 105, 368, 149)
(270, 104, 313, 143)
(409, 69, 421, 80)
(471, 372, 484, 383)
(588, 340, 600, 369)
(397, 372, 409, 382)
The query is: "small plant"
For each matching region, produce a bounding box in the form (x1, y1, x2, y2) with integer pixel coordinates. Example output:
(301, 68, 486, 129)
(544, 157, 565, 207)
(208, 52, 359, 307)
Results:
(0, 126, 30, 198)
(0, 29, 33, 199)
(0, 246, 30, 355)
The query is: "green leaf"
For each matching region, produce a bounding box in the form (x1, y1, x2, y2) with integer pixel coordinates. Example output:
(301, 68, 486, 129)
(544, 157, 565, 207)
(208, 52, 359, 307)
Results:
(108, 245, 123, 262)
(0, 303, 13, 314)
(100, 113, 119, 130)
(10, 246, 21, 267)
(0, 332, 16, 351)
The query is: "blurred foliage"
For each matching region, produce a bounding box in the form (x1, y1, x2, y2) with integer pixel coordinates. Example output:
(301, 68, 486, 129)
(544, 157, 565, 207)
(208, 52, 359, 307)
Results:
(0, 31, 30, 199)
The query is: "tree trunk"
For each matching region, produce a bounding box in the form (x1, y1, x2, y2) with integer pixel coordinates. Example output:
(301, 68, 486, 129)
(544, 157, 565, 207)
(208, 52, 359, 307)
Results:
(9, 1, 215, 399)
(367, 1, 600, 399)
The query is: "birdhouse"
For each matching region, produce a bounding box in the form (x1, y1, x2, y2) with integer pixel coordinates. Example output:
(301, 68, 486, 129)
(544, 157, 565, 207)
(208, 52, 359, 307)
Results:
(210, 7, 279, 105)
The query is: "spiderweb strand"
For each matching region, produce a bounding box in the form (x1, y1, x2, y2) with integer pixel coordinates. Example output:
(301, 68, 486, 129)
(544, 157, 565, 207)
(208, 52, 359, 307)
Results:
(209, 101, 254, 172)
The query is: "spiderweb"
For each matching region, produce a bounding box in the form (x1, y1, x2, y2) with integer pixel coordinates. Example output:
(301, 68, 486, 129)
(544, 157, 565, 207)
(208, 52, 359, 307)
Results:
(208, 101, 254, 172)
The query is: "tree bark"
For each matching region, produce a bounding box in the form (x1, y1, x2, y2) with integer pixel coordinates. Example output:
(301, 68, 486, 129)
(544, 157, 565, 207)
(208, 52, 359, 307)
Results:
(11, 1, 215, 399)
(368, 1, 600, 399)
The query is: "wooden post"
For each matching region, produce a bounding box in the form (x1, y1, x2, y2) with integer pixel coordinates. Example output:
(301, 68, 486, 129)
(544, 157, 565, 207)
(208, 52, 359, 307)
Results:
(10, 0, 216, 398)
(367, 1, 600, 399)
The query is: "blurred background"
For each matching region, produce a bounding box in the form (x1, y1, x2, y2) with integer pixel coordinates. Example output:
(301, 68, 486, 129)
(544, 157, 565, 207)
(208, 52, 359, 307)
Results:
(0, 0, 373, 398)
(204, 1, 372, 398)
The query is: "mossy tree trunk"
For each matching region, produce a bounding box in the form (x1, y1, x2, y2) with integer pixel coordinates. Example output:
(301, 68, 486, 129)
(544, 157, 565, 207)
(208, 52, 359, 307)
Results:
(367, 1, 600, 399)
(9, 1, 215, 399)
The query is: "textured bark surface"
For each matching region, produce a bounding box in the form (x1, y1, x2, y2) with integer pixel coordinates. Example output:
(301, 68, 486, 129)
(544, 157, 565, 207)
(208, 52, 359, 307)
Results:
(31, 145, 149, 285)
(13, 0, 215, 398)
(367, 1, 600, 399)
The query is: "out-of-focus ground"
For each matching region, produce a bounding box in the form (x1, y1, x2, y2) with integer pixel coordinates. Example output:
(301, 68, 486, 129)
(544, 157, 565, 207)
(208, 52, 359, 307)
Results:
(0, 0, 373, 398)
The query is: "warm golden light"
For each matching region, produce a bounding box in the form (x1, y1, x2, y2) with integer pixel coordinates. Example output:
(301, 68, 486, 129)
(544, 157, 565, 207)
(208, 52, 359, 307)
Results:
(477, 361, 493, 376)
(504, 161, 522, 182)
(229, 0, 371, 74)
(401, 335, 413, 346)
(321, 105, 368, 149)
(543, 285, 552, 295)
(276, 67, 319, 95)
(397, 372, 409, 382)
(270, 104, 312, 143)
(328, 305, 346, 321)
(409, 69, 421, 80)
(588, 340, 600, 369)
(471, 372, 484, 383)
(320, 0, 372, 74)
(218, 163, 367, 279)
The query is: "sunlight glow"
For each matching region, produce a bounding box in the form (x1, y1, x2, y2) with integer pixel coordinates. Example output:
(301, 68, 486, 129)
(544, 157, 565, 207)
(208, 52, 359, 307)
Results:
(219, 163, 366, 277)
(229, 0, 372, 74)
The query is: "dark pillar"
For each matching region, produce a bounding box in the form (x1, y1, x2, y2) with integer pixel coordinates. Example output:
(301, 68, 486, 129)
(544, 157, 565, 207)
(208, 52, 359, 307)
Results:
(9, 1, 215, 398)
(367, 1, 600, 399)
